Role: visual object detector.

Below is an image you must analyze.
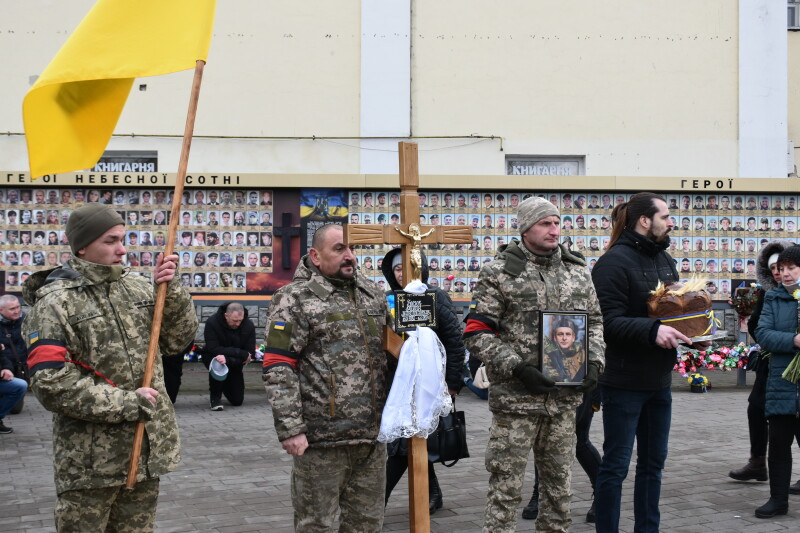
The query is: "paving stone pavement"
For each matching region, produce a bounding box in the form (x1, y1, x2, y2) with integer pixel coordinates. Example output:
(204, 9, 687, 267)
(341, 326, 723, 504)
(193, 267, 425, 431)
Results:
(1, 367, 799, 532)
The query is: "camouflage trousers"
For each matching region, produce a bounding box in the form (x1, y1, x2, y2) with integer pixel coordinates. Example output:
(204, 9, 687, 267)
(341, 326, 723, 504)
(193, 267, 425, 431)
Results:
(55, 478, 160, 533)
(292, 442, 387, 533)
(483, 410, 577, 533)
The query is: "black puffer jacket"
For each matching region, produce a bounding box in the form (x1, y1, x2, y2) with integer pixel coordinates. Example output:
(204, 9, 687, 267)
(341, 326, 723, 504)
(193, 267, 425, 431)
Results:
(381, 247, 465, 392)
(591, 229, 679, 390)
(203, 303, 256, 367)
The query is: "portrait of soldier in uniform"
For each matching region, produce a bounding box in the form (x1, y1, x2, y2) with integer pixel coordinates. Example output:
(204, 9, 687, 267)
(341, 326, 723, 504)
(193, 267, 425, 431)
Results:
(540, 313, 588, 384)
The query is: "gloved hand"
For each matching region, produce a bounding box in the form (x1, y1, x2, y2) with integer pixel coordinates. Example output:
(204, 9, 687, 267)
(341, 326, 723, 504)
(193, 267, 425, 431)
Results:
(576, 361, 600, 393)
(513, 362, 557, 395)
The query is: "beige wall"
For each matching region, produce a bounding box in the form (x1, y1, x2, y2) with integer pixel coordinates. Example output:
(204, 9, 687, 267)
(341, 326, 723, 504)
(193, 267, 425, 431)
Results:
(412, 1, 740, 176)
(0, 1, 770, 179)
(789, 31, 800, 174)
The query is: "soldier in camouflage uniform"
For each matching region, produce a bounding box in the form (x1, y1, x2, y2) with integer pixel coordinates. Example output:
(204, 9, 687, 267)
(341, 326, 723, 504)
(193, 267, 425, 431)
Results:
(22, 203, 198, 533)
(263, 224, 391, 532)
(463, 198, 605, 533)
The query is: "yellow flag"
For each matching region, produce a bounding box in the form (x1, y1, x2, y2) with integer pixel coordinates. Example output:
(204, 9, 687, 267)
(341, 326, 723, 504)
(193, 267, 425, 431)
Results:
(23, 0, 216, 179)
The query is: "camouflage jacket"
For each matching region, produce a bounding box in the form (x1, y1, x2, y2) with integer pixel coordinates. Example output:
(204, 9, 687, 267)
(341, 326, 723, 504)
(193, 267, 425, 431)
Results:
(263, 255, 391, 446)
(22, 257, 198, 494)
(463, 240, 605, 415)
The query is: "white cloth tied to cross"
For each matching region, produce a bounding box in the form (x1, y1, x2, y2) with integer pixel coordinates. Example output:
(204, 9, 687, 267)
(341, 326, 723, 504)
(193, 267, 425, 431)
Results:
(378, 281, 452, 442)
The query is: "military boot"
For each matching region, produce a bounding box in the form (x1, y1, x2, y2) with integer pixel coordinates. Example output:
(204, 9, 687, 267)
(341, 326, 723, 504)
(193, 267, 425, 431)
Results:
(521, 486, 539, 520)
(729, 455, 767, 481)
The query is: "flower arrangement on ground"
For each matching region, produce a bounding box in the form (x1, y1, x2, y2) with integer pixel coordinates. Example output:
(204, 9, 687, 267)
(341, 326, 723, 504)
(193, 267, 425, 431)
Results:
(675, 342, 758, 376)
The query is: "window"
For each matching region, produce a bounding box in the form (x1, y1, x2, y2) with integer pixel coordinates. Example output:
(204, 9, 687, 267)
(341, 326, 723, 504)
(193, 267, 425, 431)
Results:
(789, 1, 800, 30)
(506, 156, 584, 176)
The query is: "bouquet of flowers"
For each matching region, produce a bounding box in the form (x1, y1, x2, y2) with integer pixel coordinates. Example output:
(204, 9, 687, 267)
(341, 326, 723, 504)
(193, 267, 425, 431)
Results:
(675, 342, 756, 375)
(728, 282, 762, 317)
(687, 372, 709, 393)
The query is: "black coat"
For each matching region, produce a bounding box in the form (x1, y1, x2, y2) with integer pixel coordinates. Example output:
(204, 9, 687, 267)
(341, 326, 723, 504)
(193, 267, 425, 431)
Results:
(381, 248, 466, 392)
(203, 303, 256, 367)
(0, 313, 28, 366)
(591, 229, 679, 390)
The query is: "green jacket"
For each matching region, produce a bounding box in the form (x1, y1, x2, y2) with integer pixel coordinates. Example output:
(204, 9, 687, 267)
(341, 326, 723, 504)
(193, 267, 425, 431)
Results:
(464, 240, 605, 415)
(263, 255, 391, 446)
(22, 257, 198, 494)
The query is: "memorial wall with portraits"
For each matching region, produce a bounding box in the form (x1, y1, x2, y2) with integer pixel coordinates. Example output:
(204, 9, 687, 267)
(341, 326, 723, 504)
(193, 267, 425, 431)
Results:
(347, 190, 794, 301)
(0, 185, 791, 302)
(0, 187, 274, 293)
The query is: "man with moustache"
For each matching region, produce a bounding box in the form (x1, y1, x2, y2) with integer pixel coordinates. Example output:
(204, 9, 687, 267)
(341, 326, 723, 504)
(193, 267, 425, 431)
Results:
(592, 192, 697, 533)
(263, 224, 391, 532)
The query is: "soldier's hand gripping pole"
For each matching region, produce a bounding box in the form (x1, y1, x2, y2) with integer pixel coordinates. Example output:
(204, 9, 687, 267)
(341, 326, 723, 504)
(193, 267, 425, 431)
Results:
(126, 60, 205, 488)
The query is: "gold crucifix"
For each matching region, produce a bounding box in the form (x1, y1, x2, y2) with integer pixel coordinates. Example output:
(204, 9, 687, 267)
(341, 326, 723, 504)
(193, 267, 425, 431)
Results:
(395, 223, 435, 281)
(344, 142, 473, 533)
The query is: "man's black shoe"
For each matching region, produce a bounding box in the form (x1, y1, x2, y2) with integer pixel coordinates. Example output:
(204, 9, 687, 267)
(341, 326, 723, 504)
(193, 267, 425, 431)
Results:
(521, 487, 539, 520)
(0, 419, 13, 434)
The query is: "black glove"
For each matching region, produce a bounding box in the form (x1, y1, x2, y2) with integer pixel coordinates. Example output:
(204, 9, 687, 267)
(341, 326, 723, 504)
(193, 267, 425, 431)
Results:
(513, 362, 557, 395)
(576, 361, 600, 393)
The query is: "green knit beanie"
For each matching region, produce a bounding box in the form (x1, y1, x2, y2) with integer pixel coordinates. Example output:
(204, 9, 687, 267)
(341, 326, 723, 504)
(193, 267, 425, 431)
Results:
(518, 197, 560, 234)
(66, 203, 125, 253)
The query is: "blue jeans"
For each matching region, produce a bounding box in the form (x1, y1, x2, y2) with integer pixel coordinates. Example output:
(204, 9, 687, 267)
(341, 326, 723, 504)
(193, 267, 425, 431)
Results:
(0, 376, 27, 418)
(595, 385, 671, 533)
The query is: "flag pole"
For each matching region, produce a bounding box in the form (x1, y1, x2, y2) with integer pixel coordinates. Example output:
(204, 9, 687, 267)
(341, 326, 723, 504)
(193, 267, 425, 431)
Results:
(126, 59, 205, 488)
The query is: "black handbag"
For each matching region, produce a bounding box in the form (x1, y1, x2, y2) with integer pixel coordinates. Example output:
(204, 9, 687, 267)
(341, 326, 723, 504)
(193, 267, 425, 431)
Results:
(427, 404, 469, 467)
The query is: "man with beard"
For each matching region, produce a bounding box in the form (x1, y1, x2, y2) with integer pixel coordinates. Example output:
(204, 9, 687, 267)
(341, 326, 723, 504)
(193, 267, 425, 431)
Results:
(592, 192, 696, 533)
(263, 224, 391, 532)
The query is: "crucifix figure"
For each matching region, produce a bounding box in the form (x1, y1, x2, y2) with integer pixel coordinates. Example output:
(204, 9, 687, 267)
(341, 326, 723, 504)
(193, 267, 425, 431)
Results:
(344, 142, 472, 532)
(395, 223, 435, 281)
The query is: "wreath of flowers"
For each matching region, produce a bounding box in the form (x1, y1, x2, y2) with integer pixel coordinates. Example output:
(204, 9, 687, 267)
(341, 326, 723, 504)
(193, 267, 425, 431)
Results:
(675, 342, 758, 376)
(728, 282, 762, 317)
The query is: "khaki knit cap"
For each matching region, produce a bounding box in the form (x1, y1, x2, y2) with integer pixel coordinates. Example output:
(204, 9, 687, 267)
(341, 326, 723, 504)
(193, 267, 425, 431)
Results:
(65, 203, 125, 253)
(518, 197, 559, 234)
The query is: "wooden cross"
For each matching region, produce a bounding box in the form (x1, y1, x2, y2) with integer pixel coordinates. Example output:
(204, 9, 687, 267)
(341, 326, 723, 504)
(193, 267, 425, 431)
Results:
(273, 212, 301, 269)
(344, 142, 472, 532)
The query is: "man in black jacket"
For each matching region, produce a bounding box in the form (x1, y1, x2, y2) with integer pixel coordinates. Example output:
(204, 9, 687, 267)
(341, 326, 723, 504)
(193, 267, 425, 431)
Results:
(591, 192, 692, 533)
(204, 302, 256, 411)
(0, 294, 29, 414)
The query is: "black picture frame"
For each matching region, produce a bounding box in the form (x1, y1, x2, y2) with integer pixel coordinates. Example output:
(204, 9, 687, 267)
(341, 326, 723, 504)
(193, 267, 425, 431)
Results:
(538, 310, 589, 386)
(393, 290, 438, 332)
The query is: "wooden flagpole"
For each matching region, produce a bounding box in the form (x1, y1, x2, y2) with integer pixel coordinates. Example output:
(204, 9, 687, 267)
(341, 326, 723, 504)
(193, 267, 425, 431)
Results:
(126, 60, 205, 488)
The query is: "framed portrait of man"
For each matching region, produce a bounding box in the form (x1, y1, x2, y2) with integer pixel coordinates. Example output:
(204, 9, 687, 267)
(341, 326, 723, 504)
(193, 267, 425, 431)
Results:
(538, 310, 589, 385)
